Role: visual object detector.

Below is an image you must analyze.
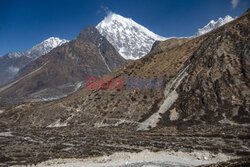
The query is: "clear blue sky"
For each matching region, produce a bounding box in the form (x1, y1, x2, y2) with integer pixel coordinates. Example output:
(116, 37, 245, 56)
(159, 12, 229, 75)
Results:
(0, 0, 249, 55)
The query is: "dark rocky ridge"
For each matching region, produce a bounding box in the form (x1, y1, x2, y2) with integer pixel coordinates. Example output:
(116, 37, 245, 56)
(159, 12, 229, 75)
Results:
(0, 25, 127, 103)
(0, 37, 68, 86)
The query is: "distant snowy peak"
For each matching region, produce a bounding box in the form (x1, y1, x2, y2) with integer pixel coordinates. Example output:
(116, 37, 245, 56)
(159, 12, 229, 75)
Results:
(25, 37, 69, 59)
(6, 52, 24, 59)
(96, 12, 167, 60)
(7, 37, 69, 59)
(0, 37, 68, 86)
(195, 15, 235, 36)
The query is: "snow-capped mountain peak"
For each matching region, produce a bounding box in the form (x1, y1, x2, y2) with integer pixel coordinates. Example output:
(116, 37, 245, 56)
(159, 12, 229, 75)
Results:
(7, 37, 69, 59)
(40, 37, 68, 49)
(96, 12, 167, 60)
(195, 15, 234, 36)
(26, 37, 69, 59)
(0, 37, 69, 86)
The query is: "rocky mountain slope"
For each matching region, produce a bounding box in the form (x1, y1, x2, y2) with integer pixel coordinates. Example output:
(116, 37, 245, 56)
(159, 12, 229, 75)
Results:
(195, 15, 234, 36)
(150, 38, 191, 55)
(0, 37, 68, 86)
(0, 25, 126, 103)
(96, 12, 167, 60)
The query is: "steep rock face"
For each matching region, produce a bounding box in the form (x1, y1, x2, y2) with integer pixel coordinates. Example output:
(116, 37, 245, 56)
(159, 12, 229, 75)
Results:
(162, 18, 250, 126)
(78, 25, 128, 71)
(96, 12, 167, 60)
(1, 10, 249, 131)
(0, 37, 68, 86)
(0, 25, 126, 102)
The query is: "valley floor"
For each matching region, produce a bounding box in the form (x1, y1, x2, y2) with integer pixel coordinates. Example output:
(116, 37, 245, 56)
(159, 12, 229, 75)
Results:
(0, 123, 249, 166)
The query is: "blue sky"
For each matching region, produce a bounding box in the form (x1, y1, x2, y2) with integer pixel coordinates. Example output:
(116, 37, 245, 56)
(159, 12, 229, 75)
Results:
(0, 0, 249, 55)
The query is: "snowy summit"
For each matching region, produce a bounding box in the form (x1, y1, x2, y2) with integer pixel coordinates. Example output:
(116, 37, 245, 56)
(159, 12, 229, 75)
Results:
(195, 15, 234, 36)
(96, 12, 167, 60)
(7, 37, 69, 59)
(24, 37, 69, 59)
(0, 37, 69, 86)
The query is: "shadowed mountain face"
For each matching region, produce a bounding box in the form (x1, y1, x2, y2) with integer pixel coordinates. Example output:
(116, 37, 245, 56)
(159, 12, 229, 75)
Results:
(0, 37, 68, 86)
(2, 9, 249, 130)
(0, 25, 127, 102)
(0, 55, 32, 86)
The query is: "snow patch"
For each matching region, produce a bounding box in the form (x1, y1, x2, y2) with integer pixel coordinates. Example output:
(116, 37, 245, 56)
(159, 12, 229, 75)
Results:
(0, 110, 4, 114)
